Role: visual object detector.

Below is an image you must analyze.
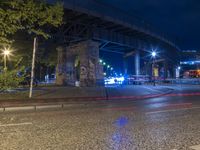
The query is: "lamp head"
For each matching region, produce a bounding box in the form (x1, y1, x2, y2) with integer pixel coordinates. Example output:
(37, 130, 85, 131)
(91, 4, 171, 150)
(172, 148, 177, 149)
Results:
(151, 51, 157, 57)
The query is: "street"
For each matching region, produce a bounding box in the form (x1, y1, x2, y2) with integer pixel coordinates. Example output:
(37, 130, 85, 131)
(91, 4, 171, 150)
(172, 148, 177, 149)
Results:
(0, 86, 200, 150)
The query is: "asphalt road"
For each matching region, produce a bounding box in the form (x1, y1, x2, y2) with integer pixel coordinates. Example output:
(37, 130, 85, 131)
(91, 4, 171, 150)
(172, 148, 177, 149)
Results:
(0, 85, 200, 150)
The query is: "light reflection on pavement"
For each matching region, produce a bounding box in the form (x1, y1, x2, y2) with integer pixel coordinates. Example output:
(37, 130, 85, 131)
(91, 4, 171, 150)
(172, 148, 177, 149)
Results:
(0, 87, 200, 149)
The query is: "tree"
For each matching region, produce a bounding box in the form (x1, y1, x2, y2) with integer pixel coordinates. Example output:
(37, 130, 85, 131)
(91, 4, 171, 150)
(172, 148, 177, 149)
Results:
(0, 0, 64, 46)
(0, 66, 25, 91)
(0, 0, 64, 91)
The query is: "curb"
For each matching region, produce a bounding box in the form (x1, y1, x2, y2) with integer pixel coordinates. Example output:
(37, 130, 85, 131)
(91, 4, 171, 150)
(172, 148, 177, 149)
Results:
(0, 88, 175, 113)
(0, 103, 88, 113)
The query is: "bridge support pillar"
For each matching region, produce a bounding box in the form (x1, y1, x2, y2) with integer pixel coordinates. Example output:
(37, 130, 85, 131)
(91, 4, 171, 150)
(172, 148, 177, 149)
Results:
(135, 49, 140, 76)
(164, 61, 168, 79)
(56, 46, 67, 85)
(56, 40, 104, 87)
(123, 58, 128, 75)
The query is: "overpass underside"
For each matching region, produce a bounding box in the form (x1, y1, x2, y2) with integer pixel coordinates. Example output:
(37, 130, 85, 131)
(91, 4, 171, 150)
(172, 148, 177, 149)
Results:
(53, 6, 180, 86)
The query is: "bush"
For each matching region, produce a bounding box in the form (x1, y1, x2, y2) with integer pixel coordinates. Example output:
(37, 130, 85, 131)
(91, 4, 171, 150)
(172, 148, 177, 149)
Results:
(0, 68, 25, 91)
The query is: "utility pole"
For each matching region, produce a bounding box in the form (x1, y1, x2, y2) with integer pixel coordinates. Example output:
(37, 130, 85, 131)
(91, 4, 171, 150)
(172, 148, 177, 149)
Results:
(153, 58, 156, 86)
(29, 37, 37, 98)
(151, 51, 157, 86)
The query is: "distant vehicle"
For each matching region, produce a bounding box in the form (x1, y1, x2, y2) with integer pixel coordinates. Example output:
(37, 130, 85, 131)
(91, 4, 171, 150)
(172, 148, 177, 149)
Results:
(126, 75, 150, 85)
(20, 75, 38, 87)
(189, 70, 200, 78)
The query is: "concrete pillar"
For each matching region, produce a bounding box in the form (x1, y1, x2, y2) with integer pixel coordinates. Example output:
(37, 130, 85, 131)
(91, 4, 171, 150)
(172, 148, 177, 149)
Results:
(66, 50, 76, 85)
(164, 61, 168, 79)
(56, 46, 66, 85)
(79, 40, 100, 86)
(65, 40, 103, 87)
(123, 57, 128, 75)
(56, 40, 104, 87)
(135, 49, 140, 76)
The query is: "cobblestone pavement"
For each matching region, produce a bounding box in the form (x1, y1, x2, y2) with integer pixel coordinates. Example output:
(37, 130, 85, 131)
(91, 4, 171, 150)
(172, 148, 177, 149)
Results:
(0, 100, 199, 150)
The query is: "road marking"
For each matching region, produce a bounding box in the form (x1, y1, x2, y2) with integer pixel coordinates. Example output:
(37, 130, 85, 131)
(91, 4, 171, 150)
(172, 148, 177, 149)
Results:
(142, 86, 170, 94)
(190, 144, 200, 150)
(0, 122, 32, 127)
(146, 106, 200, 115)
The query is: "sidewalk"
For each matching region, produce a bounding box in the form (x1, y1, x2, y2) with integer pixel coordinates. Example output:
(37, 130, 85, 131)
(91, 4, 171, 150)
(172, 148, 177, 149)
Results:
(0, 85, 174, 111)
(0, 85, 173, 99)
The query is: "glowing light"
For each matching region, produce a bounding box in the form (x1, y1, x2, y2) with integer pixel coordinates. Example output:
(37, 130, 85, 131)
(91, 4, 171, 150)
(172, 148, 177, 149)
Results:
(1, 47, 13, 70)
(107, 65, 110, 68)
(151, 51, 157, 57)
(1, 47, 13, 57)
(3, 50, 10, 56)
(104, 77, 125, 85)
(99, 59, 103, 63)
(103, 62, 106, 65)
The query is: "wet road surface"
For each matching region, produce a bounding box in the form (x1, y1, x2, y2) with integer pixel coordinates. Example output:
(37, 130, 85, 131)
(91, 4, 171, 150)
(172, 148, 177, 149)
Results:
(0, 85, 200, 150)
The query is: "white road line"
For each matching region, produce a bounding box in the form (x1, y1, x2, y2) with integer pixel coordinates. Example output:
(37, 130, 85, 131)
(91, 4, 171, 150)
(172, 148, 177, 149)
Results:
(190, 144, 200, 150)
(0, 122, 32, 127)
(142, 86, 164, 93)
(145, 106, 200, 115)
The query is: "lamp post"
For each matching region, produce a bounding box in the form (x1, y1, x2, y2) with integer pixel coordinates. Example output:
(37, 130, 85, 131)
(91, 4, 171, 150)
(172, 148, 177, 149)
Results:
(2, 49, 11, 71)
(151, 51, 157, 86)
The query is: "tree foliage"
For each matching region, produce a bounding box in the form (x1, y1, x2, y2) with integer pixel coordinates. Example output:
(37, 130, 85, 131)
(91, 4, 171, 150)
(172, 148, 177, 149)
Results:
(0, 67, 25, 91)
(0, 0, 64, 46)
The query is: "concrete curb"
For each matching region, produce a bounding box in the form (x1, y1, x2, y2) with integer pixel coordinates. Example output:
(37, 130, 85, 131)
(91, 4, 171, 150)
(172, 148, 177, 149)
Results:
(0, 103, 88, 113)
(0, 88, 175, 113)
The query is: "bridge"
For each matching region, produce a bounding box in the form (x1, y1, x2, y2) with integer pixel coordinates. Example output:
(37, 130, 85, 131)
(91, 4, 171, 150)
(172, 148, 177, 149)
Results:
(49, 0, 181, 86)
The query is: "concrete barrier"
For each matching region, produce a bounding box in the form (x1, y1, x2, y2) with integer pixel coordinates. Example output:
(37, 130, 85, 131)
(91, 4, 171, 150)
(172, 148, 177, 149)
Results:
(5, 106, 35, 112)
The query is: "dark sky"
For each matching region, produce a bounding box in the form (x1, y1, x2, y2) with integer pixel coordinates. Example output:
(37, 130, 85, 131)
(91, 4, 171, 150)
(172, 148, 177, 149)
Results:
(98, 0, 200, 50)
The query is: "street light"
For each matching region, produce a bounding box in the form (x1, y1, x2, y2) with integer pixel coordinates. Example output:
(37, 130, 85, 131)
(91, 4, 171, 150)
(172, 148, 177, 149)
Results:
(151, 51, 157, 86)
(2, 48, 11, 71)
(151, 51, 157, 58)
(99, 59, 103, 63)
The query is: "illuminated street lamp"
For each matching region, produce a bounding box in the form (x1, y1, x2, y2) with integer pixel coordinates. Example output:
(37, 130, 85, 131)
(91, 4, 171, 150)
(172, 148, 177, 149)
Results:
(107, 65, 110, 68)
(99, 59, 103, 63)
(151, 51, 157, 86)
(103, 62, 106, 66)
(2, 48, 11, 71)
(151, 51, 157, 58)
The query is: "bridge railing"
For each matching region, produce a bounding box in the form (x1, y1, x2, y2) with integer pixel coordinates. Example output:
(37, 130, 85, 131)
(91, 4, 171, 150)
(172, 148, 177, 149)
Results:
(62, 0, 178, 48)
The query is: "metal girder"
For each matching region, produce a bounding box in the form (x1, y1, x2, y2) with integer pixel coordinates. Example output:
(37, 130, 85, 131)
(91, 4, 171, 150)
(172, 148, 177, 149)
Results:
(123, 51, 135, 58)
(100, 48, 124, 54)
(54, 15, 178, 53)
(99, 42, 110, 49)
(61, 0, 180, 51)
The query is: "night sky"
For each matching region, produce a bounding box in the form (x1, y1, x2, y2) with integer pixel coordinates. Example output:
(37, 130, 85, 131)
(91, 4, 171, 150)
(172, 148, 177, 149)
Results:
(99, 0, 200, 50)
